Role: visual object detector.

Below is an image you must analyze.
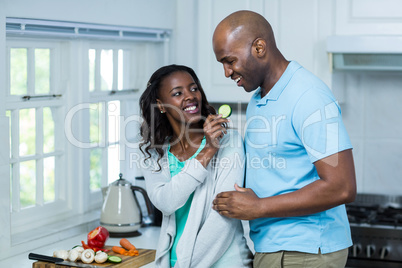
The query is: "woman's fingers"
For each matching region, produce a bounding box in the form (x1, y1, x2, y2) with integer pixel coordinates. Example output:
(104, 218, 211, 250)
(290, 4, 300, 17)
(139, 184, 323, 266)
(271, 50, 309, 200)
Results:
(204, 115, 228, 141)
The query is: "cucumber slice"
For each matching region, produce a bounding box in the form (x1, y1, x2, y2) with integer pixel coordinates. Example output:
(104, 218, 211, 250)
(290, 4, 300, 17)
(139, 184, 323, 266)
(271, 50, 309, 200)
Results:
(108, 255, 122, 263)
(218, 104, 232, 118)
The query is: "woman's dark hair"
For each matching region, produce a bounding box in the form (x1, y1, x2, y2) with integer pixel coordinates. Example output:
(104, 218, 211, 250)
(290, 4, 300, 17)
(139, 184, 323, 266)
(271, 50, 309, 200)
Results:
(139, 64, 216, 170)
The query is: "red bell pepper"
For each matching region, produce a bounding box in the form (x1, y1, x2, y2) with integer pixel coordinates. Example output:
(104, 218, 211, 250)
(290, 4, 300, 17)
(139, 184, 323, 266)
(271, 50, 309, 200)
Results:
(87, 226, 109, 249)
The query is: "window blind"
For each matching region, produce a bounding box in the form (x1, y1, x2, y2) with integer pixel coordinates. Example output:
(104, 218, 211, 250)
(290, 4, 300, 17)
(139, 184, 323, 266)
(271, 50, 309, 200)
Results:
(6, 17, 171, 42)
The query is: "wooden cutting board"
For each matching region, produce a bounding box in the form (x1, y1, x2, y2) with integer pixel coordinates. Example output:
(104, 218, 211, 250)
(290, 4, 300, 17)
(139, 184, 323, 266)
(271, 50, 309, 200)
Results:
(32, 247, 156, 268)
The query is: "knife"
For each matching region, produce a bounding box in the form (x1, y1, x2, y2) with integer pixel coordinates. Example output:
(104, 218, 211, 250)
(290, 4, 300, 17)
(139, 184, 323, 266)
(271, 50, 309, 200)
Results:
(29, 253, 101, 267)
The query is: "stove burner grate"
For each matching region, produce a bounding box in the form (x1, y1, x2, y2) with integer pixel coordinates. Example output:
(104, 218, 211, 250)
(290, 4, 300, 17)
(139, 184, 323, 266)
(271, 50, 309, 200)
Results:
(346, 204, 402, 227)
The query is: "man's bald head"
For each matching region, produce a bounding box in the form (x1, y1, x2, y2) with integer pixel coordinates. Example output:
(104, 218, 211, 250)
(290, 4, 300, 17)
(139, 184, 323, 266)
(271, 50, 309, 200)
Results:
(212, 10, 288, 96)
(213, 10, 276, 49)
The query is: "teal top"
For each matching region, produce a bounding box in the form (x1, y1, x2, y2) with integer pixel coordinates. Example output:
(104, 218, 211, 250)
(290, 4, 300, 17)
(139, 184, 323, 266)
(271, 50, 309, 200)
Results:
(168, 137, 206, 267)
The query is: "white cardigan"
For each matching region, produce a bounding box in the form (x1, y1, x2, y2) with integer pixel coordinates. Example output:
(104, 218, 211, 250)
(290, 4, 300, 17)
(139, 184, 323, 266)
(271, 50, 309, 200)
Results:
(141, 130, 253, 268)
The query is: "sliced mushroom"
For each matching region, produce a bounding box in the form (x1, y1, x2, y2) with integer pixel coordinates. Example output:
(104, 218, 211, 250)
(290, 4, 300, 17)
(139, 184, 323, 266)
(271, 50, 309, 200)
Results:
(73, 246, 85, 254)
(68, 249, 81, 262)
(81, 249, 95, 263)
(53, 249, 69, 260)
(94, 251, 108, 263)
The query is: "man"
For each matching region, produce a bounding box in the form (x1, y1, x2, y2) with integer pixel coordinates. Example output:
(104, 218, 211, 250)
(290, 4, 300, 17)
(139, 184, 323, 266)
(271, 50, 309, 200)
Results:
(212, 10, 356, 268)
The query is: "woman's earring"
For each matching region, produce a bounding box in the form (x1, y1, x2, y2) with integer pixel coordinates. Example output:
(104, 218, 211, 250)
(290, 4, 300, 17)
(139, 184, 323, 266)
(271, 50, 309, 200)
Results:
(160, 110, 165, 114)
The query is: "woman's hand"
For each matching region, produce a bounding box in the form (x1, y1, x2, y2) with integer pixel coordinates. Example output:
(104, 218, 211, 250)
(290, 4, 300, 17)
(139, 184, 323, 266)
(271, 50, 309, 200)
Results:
(195, 114, 228, 168)
(203, 114, 228, 150)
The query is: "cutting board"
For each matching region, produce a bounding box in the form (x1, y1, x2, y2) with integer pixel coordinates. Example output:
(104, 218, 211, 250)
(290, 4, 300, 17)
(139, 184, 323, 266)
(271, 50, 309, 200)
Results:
(32, 247, 156, 268)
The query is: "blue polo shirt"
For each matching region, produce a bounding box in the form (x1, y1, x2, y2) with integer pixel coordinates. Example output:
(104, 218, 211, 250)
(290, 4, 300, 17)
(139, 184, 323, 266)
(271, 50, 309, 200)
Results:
(245, 61, 353, 254)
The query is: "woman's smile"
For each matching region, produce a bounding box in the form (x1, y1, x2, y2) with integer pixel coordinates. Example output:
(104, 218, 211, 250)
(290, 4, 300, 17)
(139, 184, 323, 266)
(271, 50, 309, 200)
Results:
(183, 102, 199, 113)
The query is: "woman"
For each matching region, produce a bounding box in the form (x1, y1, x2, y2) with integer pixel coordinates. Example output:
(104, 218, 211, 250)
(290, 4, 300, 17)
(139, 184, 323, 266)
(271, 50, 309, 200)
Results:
(139, 64, 252, 268)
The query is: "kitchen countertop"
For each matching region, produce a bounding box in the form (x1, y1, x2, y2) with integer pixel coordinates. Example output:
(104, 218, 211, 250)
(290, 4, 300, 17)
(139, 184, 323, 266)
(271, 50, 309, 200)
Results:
(0, 226, 161, 268)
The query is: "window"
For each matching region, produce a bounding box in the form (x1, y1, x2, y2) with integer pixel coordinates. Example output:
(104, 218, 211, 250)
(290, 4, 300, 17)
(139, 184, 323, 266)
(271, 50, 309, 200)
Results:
(3, 18, 170, 253)
(6, 39, 67, 233)
(85, 41, 165, 199)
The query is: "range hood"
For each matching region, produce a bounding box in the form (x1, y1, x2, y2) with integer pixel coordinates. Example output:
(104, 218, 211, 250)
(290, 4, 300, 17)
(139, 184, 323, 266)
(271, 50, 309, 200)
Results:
(326, 35, 402, 71)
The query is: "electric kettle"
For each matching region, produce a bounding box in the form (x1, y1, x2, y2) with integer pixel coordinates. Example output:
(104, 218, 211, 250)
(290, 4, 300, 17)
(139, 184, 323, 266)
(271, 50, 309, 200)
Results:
(100, 173, 153, 237)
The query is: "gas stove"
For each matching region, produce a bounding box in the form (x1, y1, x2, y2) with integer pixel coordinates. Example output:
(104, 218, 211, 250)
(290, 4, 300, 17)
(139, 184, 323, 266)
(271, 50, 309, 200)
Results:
(346, 194, 402, 268)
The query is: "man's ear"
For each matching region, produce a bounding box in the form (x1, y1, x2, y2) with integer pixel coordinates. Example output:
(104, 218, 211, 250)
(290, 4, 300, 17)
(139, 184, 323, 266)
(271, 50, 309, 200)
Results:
(252, 38, 266, 58)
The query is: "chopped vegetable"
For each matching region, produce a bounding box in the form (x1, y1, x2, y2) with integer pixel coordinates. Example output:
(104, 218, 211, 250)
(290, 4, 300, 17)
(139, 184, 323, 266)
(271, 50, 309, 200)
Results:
(81, 240, 109, 252)
(120, 238, 136, 251)
(53, 250, 69, 260)
(112, 245, 139, 256)
(94, 251, 108, 263)
(108, 255, 122, 263)
(120, 238, 139, 256)
(81, 240, 90, 250)
(112, 246, 127, 255)
(81, 249, 95, 263)
(68, 248, 81, 262)
(218, 104, 232, 118)
(87, 226, 109, 248)
(73, 246, 85, 254)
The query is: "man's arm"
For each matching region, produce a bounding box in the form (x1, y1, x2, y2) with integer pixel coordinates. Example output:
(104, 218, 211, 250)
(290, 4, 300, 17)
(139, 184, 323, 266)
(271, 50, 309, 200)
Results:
(212, 149, 356, 220)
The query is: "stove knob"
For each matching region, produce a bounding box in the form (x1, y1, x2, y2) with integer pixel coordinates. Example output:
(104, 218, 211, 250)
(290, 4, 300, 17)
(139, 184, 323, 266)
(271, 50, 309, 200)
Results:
(380, 247, 389, 259)
(351, 244, 361, 257)
(366, 245, 375, 258)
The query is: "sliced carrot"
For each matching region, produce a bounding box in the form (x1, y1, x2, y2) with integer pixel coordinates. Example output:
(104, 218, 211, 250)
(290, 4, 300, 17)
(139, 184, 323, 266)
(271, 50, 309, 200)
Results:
(112, 246, 127, 255)
(127, 249, 139, 256)
(120, 238, 136, 251)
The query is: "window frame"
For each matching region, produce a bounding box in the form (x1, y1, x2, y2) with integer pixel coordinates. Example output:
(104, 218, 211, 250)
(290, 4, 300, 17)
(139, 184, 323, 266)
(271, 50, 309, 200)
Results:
(6, 38, 69, 234)
(83, 41, 151, 210)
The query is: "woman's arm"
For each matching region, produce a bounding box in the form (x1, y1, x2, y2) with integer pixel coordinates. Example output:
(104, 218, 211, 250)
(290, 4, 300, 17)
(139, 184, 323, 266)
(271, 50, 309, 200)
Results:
(142, 155, 208, 216)
(143, 114, 228, 215)
(190, 131, 247, 267)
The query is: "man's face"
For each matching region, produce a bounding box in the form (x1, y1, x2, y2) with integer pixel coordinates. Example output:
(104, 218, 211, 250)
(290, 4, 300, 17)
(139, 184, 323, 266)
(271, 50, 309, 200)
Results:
(213, 28, 261, 93)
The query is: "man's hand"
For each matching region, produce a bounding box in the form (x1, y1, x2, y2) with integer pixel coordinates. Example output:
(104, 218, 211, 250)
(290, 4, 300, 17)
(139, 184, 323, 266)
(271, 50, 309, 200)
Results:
(212, 184, 260, 220)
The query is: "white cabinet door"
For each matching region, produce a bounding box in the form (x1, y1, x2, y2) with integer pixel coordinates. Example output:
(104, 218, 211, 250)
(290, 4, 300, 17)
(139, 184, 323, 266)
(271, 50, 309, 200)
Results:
(335, 0, 402, 35)
(197, 0, 265, 103)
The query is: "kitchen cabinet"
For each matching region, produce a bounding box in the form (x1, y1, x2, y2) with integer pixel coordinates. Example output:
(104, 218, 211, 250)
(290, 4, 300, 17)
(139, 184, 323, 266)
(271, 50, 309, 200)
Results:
(335, 0, 402, 35)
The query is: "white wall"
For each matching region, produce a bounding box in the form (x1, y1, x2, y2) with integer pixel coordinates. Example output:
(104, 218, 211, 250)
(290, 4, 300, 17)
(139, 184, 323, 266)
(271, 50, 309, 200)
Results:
(1, 0, 176, 28)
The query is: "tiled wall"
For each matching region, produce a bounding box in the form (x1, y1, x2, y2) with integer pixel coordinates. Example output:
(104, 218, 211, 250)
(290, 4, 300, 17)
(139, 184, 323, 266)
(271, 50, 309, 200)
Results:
(339, 72, 402, 195)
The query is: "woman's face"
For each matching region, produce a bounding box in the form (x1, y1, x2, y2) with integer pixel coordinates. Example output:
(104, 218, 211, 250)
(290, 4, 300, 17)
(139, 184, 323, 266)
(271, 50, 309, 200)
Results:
(157, 71, 203, 127)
